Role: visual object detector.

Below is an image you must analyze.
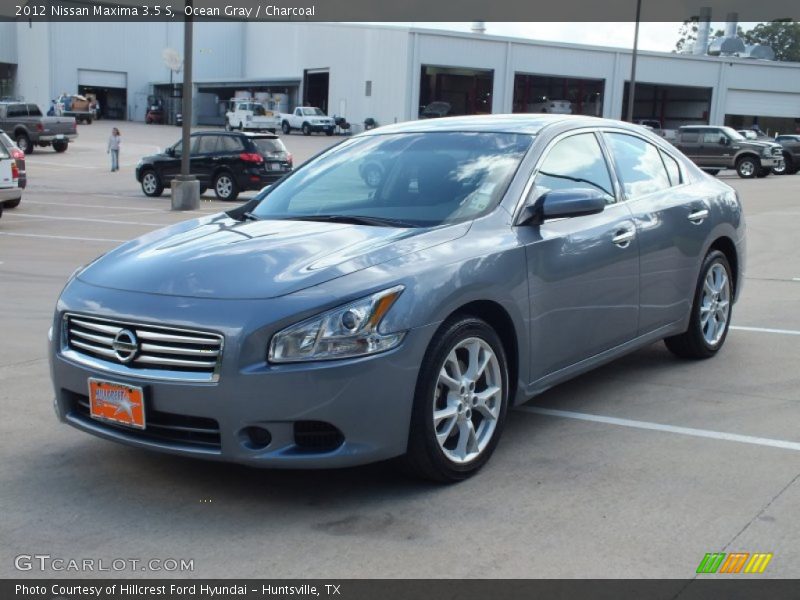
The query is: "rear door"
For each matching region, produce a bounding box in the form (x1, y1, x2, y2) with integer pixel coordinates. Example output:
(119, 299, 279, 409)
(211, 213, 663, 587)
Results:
(603, 131, 712, 333)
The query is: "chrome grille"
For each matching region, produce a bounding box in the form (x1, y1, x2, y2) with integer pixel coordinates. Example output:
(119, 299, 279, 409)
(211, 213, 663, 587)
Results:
(62, 314, 223, 382)
(772, 147, 782, 157)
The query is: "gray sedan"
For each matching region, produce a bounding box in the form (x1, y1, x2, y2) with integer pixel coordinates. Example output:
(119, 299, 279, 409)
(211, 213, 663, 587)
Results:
(49, 115, 745, 481)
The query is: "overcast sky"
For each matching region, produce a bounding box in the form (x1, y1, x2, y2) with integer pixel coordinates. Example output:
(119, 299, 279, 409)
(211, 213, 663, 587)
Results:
(367, 22, 760, 53)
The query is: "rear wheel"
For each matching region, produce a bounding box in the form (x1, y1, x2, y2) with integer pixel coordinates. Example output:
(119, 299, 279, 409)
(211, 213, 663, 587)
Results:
(665, 250, 733, 359)
(15, 133, 32, 155)
(703, 169, 720, 176)
(736, 156, 757, 178)
(213, 172, 239, 201)
(52, 140, 68, 153)
(402, 316, 509, 482)
(756, 167, 770, 178)
(140, 170, 164, 197)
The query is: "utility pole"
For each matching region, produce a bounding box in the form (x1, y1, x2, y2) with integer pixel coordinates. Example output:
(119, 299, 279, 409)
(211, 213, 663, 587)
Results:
(625, 0, 642, 123)
(172, 0, 199, 210)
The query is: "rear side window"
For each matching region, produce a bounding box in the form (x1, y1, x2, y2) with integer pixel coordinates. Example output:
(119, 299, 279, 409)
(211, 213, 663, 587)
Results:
(218, 136, 245, 152)
(660, 150, 682, 186)
(605, 133, 671, 199)
(679, 131, 699, 142)
(6, 104, 26, 118)
(27, 104, 42, 117)
(535, 133, 615, 202)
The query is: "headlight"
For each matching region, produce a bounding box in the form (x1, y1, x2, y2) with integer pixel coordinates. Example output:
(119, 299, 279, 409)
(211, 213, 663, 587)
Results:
(268, 286, 405, 363)
(762, 147, 773, 157)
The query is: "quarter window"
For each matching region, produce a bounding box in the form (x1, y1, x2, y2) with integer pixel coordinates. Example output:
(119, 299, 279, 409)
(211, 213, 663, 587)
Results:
(605, 133, 671, 199)
(660, 150, 682, 186)
(534, 133, 615, 203)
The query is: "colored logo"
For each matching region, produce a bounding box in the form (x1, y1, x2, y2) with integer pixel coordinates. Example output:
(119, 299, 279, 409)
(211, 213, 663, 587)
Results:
(696, 552, 773, 574)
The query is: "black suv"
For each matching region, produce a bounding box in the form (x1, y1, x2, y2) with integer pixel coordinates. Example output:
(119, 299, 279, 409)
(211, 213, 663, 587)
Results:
(135, 131, 292, 201)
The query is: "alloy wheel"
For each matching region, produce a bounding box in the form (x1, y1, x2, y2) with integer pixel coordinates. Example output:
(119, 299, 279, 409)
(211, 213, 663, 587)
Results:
(142, 173, 158, 195)
(433, 337, 502, 464)
(700, 263, 731, 346)
(216, 175, 233, 199)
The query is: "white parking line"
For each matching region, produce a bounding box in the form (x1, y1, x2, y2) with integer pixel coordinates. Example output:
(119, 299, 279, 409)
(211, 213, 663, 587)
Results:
(517, 407, 800, 452)
(0, 232, 126, 243)
(21, 200, 172, 212)
(730, 325, 800, 336)
(5, 212, 166, 227)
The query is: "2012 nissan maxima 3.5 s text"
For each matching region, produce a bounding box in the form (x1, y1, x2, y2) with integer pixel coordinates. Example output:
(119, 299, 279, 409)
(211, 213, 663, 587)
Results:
(49, 115, 745, 481)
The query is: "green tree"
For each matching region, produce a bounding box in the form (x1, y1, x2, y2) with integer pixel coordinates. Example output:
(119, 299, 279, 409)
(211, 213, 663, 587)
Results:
(674, 19, 699, 53)
(743, 20, 800, 62)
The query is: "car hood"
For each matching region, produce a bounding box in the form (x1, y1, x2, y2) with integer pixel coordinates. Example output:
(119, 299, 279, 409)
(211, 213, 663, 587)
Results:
(78, 214, 469, 299)
(741, 140, 780, 150)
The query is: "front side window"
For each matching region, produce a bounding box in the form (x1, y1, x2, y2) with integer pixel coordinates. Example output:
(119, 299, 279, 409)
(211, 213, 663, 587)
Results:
(251, 132, 533, 227)
(534, 133, 615, 203)
(605, 133, 671, 200)
(701, 130, 724, 144)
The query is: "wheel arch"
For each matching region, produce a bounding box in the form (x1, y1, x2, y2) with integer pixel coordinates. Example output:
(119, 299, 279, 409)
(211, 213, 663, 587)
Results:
(707, 236, 739, 297)
(442, 300, 520, 406)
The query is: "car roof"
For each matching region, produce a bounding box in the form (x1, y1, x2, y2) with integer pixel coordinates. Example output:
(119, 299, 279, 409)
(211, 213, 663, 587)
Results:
(362, 113, 641, 136)
(190, 130, 278, 139)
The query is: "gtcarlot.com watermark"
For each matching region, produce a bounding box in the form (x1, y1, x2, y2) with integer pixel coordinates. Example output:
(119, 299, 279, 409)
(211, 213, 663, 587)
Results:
(14, 554, 194, 573)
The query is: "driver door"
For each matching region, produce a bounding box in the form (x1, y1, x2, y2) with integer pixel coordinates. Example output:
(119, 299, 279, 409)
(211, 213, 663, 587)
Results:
(517, 131, 640, 381)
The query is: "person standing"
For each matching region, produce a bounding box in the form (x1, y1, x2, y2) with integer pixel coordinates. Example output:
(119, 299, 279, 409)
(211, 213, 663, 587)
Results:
(107, 127, 121, 172)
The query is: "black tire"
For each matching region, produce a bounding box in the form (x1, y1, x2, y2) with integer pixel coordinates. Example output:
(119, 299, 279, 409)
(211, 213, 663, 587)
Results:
(325, 128, 334, 136)
(281, 121, 290, 134)
(15, 133, 32, 155)
(772, 154, 791, 175)
(86, 118, 92, 125)
(213, 171, 239, 201)
(140, 169, 164, 197)
(3, 198, 20, 209)
(402, 316, 509, 483)
(703, 169, 720, 176)
(735, 156, 758, 178)
(52, 140, 68, 153)
(302, 123, 311, 136)
(664, 250, 733, 360)
(756, 167, 770, 178)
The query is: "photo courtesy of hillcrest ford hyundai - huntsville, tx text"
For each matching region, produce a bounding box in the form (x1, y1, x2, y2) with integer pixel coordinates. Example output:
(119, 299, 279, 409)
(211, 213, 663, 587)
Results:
(49, 114, 745, 482)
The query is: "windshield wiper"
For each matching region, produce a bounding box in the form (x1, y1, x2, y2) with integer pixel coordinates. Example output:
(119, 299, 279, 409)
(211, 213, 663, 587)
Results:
(285, 214, 418, 228)
(242, 212, 260, 221)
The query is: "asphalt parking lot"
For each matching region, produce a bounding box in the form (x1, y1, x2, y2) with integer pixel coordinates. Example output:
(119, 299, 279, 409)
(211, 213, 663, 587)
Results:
(1, 121, 799, 580)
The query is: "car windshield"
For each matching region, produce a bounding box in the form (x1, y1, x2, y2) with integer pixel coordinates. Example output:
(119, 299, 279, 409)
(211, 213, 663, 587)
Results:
(302, 108, 325, 116)
(251, 132, 533, 227)
(253, 138, 287, 155)
(722, 127, 746, 141)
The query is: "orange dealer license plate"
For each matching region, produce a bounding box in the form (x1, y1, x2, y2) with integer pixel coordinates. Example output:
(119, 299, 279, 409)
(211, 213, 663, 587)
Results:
(88, 378, 146, 430)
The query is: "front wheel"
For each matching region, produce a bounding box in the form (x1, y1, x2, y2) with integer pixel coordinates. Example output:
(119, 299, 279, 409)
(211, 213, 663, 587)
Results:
(736, 157, 758, 178)
(3, 198, 20, 209)
(213, 172, 239, 201)
(302, 123, 311, 136)
(665, 250, 733, 359)
(402, 316, 509, 482)
(140, 170, 164, 197)
(52, 140, 68, 153)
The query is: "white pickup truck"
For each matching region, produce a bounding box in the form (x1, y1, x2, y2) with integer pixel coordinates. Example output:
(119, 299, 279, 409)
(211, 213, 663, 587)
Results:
(280, 107, 335, 136)
(0, 141, 21, 216)
(225, 101, 280, 133)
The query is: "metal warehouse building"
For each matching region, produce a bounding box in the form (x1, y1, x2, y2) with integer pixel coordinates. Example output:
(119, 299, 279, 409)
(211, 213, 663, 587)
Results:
(1, 21, 798, 133)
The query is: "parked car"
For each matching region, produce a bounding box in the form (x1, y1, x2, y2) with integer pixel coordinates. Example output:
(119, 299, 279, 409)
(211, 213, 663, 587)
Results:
(0, 131, 26, 194)
(420, 101, 454, 119)
(527, 97, 573, 114)
(135, 131, 292, 201)
(672, 125, 783, 178)
(0, 139, 21, 211)
(51, 114, 745, 482)
(145, 106, 165, 124)
(772, 134, 800, 175)
(225, 100, 280, 133)
(0, 101, 78, 154)
(281, 107, 335, 136)
(55, 94, 94, 124)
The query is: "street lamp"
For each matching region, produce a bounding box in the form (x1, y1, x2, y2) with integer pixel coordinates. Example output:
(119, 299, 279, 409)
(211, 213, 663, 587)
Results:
(172, 0, 199, 210)
(625, 0, 642, 123)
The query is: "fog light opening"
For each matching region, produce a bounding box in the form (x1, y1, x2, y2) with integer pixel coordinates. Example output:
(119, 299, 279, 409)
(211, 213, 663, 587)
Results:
(240, 426, 272, 450)
(293, 421, 344, 453)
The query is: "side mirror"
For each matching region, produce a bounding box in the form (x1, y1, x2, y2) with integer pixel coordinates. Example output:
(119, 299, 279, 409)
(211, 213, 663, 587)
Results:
(719, 136, 729, 146)
(519, 188, 607, 225)
(165, 147, 175, 156)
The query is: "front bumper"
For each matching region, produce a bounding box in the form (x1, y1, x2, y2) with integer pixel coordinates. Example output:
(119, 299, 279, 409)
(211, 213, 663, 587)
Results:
(50, 283, 434, 468)
(308, 123, 334, 132)
(760, 156, 780, 168)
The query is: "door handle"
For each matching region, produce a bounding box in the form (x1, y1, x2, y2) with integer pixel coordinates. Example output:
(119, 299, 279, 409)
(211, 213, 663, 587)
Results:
(611, 228, 636, 248)
(688, 208, 709, 224)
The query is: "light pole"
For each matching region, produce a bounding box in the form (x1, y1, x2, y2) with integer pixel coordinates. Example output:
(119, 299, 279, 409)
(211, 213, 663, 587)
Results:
(625, 0, 642, 123)
(171, 0, 199, 210)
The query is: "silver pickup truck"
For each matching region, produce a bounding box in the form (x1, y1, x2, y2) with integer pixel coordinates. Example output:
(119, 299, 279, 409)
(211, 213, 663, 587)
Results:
(0, 101, 78, 154)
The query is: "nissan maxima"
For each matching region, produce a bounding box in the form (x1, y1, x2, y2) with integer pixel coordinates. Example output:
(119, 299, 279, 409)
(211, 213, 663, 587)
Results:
(49, 115, 745, 482)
